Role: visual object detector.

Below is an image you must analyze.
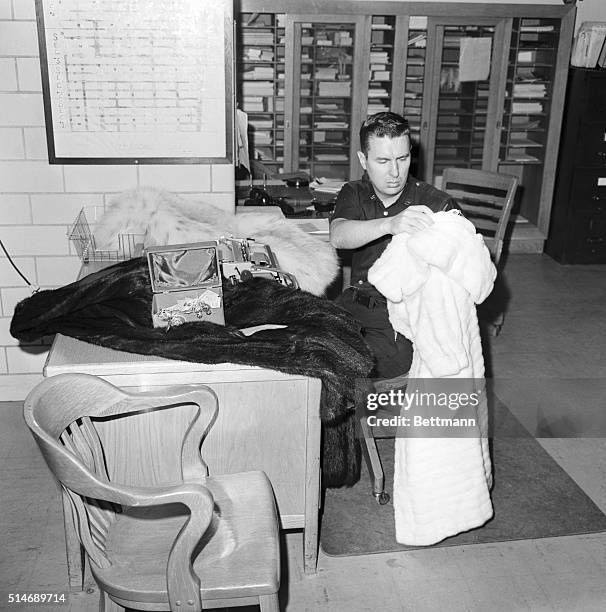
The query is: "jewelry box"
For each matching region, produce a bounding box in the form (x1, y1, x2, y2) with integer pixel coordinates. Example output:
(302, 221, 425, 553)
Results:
(146, 242, 225, 328)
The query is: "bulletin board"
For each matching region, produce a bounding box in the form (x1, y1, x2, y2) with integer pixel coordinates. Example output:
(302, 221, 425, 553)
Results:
(35, 0, 233, 164)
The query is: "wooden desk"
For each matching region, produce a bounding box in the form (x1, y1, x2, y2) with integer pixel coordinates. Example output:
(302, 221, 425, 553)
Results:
(44, 284, 322, 588)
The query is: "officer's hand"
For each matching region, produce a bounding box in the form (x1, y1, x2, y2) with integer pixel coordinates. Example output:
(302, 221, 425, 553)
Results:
(386, 205, 434, 235)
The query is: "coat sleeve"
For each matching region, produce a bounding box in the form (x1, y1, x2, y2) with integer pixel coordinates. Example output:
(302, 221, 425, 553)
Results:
(368, 234, 429, 302)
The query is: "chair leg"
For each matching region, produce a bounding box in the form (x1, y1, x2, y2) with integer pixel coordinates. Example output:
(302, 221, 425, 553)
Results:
(259, 593, 280, 612)
(358, 416, 389, 504)
(491, 311, 505, 336)
(99, 591, 123, 612)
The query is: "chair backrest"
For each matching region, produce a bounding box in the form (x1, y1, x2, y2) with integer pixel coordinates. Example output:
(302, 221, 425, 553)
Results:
(441, 168, 518, 266)
(23, 373, 218, 570)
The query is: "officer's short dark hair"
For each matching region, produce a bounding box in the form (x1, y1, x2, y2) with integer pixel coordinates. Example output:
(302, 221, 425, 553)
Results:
(359, 112, 410, 156)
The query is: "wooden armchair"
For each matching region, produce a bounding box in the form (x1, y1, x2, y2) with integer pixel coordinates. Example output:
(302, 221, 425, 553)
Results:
(24, 373, 280, 612)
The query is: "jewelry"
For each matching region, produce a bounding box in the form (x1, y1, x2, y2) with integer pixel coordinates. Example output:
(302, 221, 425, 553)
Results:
(156, 290, 221, 328)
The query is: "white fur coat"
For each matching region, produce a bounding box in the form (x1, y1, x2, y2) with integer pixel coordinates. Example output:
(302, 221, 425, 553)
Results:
(368, 210, 495, 546)
(93, 187, 339, 296)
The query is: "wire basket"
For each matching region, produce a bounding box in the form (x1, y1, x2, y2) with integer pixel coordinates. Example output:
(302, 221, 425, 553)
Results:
(67, 207, 144, 263)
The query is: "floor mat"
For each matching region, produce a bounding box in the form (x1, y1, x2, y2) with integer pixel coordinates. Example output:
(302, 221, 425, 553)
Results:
(321, 404, 606, 555)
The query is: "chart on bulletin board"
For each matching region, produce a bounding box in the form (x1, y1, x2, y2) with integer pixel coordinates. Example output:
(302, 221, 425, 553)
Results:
(36, 0, 233, 163)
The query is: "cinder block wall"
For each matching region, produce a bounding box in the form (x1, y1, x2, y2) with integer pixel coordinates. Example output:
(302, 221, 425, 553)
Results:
(0, 0, 235, 400)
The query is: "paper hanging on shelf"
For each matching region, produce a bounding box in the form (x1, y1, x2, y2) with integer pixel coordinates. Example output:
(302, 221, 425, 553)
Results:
(236, 109, 250, 172)
(409, 16, 427, 30)
(459, 37, 492, 82)
(571, 22, 606, 68)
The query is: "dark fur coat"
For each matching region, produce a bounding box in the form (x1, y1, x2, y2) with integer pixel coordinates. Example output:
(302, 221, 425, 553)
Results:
(11, 257, 373, 487)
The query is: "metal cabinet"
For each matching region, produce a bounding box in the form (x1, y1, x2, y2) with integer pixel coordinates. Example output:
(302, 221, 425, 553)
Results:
(545, 69, 606, 264)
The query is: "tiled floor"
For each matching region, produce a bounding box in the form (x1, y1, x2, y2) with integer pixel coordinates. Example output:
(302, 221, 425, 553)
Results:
(1, 254, 605, 612)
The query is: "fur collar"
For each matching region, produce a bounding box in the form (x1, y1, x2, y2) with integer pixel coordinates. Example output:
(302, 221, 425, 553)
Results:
(93, 186, 339, 296)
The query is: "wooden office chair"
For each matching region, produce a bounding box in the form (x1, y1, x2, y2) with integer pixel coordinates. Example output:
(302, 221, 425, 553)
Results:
(24, 374, 281, 612)
(441, 167, 519, 335)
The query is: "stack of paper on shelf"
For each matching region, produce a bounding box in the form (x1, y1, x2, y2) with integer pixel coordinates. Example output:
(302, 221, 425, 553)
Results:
(248, 119, 273, 129)
(242, 96, 269, 112)
(404, 104, 422, 116)
(334, 31, 353, 46)
(517, 50, 537, 63)
(318, 81, 351, 96)
(250, 130, 272, 145)
(508, 133, 541, 147)
(316, 102, 340, 111)
(513, 82, 547, 98)
(368, 102, 390, 113)
(315, 67, 338, 80)
(242, 31, 274, 45)
(371, 23, 393, 31)
(371, 70, 391, 81)
(511, 116, 541, 129)
(315, 153, 348, 161)
(512, 101, 543, 114)
(407, 64, 425, 79)
(316, 35, 333, 47)
(242, 81, 274, 96)
(243, 66, 274, 79)
(520, 24, 554, 33)
(370, 51, 389, 64)
(243, 48, 274, 62)
(368, 86, 389, 98)
(315, 120, 349, 129)
(505, 152, 539, 163)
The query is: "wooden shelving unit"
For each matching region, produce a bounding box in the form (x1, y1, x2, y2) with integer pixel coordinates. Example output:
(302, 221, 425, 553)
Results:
(237, 12, 286, 174)
(424, 20, 502, 180)
(296, 21, 357, 180)
(282, 14, 367, 180)
(237, 1, 575, 250)
(366, 16, 396, 117)
(498, 17, 562, 228)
